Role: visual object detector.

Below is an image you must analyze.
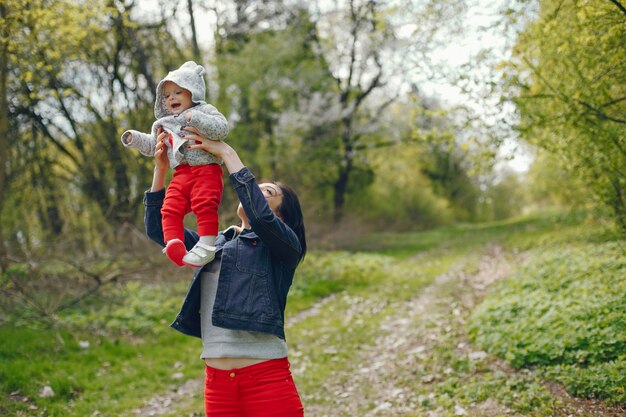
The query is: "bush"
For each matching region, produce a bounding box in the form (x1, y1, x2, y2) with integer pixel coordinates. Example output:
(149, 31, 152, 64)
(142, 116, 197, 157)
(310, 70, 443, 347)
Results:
(468, 239, 626, 404)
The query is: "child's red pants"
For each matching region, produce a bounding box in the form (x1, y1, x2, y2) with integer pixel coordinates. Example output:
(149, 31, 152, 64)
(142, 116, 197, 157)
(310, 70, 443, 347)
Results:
(204, 358, 304, 417)
(161, 163, 223, 242)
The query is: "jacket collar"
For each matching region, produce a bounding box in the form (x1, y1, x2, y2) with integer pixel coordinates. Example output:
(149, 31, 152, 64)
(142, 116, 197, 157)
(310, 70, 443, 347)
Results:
(239, 229, 259, 240)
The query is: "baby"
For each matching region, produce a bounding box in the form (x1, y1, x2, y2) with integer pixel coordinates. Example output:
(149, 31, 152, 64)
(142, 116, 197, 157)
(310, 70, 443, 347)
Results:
(121, 61, 229, 268)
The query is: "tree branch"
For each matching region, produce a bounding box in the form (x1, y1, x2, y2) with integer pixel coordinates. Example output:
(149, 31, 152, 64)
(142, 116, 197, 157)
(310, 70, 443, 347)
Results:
(17, 107, 80, 165)
(354, 54, 383, 109)
(521, 56, 626, 125)
(601, 96, 626, 108)
(576, 99, 626, 125)
(607, 0, 626, 17)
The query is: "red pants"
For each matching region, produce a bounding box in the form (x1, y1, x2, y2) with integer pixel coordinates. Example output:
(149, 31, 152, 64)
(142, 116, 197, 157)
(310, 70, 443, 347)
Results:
(204, 358, 304, 417)
(161, 164, 223, 242)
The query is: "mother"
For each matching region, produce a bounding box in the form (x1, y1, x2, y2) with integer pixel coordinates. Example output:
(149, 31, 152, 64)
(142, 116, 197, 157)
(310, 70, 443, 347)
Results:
(144, 127, 307, 417)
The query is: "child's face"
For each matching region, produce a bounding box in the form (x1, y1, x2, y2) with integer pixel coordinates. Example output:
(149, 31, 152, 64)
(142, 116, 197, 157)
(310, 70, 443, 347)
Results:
(162, 81, 193, 115)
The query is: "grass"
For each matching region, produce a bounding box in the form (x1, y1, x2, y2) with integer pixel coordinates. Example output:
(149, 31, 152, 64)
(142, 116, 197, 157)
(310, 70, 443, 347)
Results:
(331, 209, 586, 257)
(1, 209, 623, 416)
(0, 321, 200, 416)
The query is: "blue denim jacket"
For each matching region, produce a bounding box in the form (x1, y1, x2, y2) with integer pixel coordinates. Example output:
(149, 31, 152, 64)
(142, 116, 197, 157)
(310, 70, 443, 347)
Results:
(144, 167, 302, 340)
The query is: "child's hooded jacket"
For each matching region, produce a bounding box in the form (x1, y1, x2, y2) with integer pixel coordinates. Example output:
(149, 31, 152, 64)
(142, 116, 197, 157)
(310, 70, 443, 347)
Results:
(121, 61, 229, 167)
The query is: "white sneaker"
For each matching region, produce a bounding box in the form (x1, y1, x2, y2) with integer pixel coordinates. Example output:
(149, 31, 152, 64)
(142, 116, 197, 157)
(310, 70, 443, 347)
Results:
(182, 241, 216, 267)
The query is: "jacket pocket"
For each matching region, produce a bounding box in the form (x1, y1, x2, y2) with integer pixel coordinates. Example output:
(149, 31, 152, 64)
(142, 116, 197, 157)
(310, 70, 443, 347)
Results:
(235, 238, 269, 276)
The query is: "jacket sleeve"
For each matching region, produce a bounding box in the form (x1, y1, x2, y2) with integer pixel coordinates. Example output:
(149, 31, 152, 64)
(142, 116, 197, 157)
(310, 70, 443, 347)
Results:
(143, 188, 199, 250)
(188, 104, 229, 142)
(121, 129, 157, 157)
(230, 167, 302, 269)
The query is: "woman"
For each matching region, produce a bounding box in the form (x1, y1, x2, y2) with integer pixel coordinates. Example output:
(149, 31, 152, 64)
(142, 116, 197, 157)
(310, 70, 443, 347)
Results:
(144, 128, 306, 416)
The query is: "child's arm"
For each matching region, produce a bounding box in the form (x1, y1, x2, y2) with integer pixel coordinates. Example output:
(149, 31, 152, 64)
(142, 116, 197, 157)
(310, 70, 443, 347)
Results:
(120, 129, 157, 157)
(185, 104, 229, 141)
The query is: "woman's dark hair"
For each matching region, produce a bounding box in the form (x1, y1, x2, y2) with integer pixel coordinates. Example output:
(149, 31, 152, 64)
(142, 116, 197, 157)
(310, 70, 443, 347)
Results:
(275, 182, 307, 263)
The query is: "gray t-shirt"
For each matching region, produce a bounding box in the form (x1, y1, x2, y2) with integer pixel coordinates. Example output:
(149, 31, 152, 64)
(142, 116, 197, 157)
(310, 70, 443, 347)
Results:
(200, 258, 288, 360)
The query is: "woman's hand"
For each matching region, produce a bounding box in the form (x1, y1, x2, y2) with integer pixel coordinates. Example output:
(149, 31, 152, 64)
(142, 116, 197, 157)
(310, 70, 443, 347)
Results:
(183, 126, 245, 174)
(151, 128, 169, 192)
(154, 128, 169, 172)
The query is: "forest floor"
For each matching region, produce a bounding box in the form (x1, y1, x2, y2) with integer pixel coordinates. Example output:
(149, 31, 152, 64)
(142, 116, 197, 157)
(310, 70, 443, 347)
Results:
(131, 242, 626, 417)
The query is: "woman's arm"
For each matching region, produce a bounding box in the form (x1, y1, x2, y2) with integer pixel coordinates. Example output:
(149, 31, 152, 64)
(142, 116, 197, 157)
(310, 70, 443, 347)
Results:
(150, 131, 169, 191)
(184, 128, 302, 267)
(230, 168, 302, 268)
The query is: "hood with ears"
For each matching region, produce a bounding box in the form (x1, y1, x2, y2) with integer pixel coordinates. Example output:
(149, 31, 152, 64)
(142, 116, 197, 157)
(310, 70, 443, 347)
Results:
(154, 61, 207, 118)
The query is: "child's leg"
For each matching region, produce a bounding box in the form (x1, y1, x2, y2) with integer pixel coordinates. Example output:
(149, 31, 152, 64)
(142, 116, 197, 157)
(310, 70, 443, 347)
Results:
(189, 164, 223, 237)
(161, 167, 193, 266)
(161, 169, 193, 242)
(183, 165, 223, 267)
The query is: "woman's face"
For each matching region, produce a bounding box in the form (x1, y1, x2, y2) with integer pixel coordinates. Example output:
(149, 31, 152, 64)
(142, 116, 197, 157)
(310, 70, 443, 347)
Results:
(237, 183, 284, 224)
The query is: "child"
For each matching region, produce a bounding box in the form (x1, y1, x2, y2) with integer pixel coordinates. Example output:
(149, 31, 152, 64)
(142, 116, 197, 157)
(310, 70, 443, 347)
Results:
(121, 61, 229, 268)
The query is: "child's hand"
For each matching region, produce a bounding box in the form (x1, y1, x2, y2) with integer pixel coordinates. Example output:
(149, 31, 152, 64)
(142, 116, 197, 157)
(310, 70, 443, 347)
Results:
(185, 111, 193, 122)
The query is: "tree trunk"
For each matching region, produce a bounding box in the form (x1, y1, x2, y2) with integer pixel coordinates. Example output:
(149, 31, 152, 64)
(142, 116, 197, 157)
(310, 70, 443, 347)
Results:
(0, 3, 9, 270)
(108, 121, 132, 223)
(187, 0, 202, 63)
(333, 160, 351, 223)
(333, 117, 354, 222)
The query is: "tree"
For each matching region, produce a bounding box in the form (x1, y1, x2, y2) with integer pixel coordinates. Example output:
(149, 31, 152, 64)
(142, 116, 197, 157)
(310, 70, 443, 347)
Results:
(305, 0, 467, 221)
(213, 5, 335, 178)
(1, 0, 202, 251)
(504, 0, 626, 229)
(0, 0, 109, 258)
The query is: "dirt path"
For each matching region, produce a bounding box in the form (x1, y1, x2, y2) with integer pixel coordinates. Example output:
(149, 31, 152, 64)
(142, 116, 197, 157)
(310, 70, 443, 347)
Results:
(301, 245, 520, 417)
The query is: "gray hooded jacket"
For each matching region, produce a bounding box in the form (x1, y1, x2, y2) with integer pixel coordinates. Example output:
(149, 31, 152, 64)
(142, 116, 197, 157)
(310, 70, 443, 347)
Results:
(120, 61, 229, 168)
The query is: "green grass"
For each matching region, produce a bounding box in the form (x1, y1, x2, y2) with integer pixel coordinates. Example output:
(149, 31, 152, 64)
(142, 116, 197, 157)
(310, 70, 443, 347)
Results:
(1, 210, 623, 415)
(334, 209, 587, 258)
(0, 326, 200, 416)
(0, 276, 205, 416)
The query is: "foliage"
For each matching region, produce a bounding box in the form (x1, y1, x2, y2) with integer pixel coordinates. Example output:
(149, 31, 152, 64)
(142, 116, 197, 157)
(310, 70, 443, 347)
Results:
(469, 236, 626, 405)
(480, 168, 528, 221)
(0, 224, 173, 329)
(347, 141, 455, 230)
(504, 0, 626, 229)
(0, 0, 520, 262)
(523, 150, 590, 209)
(545, 360, 626, 404)
(1, 0, 173, 253)
(213, 12, 336, 204)
(0, 0, 109, 262)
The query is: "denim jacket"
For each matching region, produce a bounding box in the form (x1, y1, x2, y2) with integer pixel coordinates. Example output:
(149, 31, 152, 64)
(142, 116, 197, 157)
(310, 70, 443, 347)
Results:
(144, 167, 302, 340)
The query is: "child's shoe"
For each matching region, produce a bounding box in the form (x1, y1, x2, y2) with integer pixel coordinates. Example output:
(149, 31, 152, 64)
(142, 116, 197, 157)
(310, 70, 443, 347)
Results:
(163, 239, 187, 266)
(182, 241, 216, 268)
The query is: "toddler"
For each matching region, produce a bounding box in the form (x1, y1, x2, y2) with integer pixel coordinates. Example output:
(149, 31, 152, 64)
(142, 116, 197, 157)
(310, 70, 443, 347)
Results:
(121, 61, 228, 268)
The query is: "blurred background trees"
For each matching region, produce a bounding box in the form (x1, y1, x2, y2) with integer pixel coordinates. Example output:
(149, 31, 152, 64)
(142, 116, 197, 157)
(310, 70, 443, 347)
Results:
(0, 0, 624, 270)
(503, 0, 626, 228)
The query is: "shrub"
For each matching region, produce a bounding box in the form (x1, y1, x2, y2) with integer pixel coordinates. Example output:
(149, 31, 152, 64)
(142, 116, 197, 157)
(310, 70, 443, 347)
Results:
(469, 239, 626, 404)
